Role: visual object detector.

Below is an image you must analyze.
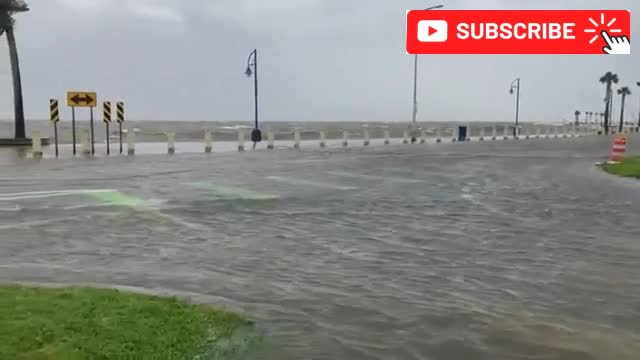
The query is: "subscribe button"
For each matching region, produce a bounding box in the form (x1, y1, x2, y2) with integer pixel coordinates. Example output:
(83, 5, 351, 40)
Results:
(406, 10, 631, 54)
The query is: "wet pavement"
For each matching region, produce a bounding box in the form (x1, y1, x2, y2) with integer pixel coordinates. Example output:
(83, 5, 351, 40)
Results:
(1, 135, 639, 359)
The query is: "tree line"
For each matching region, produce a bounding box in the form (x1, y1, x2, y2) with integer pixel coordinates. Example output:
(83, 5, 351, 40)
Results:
(576, 73, 638, 135)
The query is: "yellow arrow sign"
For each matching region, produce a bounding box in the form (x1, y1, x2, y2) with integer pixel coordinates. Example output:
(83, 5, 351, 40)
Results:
(67, 91, 97, 107)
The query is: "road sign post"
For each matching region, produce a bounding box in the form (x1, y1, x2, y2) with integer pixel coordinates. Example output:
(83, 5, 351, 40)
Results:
(116, 102, 125, 154)
(50, 99, 60, 157)
(103, 101, 112, 155)
(71, 107, 76, 155)
(67, 91, 97, 156)
(90, 107, 95, 155)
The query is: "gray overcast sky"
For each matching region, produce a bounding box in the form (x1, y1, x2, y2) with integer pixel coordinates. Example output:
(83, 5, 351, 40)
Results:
(0, 0, 638, 123)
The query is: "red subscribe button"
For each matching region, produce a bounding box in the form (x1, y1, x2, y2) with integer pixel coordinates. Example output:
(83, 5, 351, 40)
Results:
(406, 10, 631, 54)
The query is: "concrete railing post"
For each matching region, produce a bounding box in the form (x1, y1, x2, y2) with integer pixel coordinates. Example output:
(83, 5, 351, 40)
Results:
(127, 129, 135, 156)
(403, 130, 409, 144)
(503, 125, 509, 140)
(363, 128, 370, 146)
(342, 131, 349, 147)
(31, 131, 43, 159)
(436, 128, 442, 143)
(167, 132, 176, 154)
(204, 130, 212, 153)
(384, 129, 390, 145)
(420, 129, 426, 144)
(294, 128, 301, 149)
(491, 125, 497, 140)
(479, 127, 485, 141)
(319, 130, 326, 148)
(82, 129, 91, 156)
(267, 127, 275, 150)
(237, 128, 245, 152)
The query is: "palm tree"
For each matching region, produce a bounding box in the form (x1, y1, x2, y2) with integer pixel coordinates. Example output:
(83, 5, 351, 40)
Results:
(574, 110, 581, 125)
(600, 72, 619, 135)
(0, 0, 29, 140)
(617, 87, 631, 133)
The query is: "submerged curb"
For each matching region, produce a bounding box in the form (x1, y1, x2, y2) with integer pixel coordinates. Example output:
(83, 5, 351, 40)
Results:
(196, 324, 264, 360)
(595, 160, 640, 180)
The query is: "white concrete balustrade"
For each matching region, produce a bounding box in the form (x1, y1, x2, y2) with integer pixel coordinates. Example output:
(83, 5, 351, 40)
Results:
(24, 123, 605, 159)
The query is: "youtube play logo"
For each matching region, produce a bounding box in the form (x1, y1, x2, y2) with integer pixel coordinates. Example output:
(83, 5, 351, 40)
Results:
(407, 10, 631, 54)
(418, 20, 448, 42)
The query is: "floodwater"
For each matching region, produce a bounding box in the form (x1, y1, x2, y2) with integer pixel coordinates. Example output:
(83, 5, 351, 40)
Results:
(1, 135, 639, 359)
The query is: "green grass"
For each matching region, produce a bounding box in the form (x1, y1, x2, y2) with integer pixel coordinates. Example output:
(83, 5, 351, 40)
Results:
(603, 156, 640, 178)
(0, 285, 251, 360)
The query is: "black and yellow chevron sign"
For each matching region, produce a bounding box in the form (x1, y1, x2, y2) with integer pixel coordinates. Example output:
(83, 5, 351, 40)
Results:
(116, 102, 125, 123)
(103, 101, 112, 123)
(50, 99, 60, 123)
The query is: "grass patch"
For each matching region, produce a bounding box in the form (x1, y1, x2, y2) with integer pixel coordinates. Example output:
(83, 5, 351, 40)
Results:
(0, 285, 251, 359)
(603, 156, 640, 178)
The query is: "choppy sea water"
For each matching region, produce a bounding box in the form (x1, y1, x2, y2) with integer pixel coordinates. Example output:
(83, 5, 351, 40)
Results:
(0, 134, 639, 359)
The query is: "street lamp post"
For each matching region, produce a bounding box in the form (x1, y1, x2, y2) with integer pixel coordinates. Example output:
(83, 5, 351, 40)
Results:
(637, 81, 640, 128)
(411, 4, 444, 143)
(245, 48, 261, 148)
(509, 78, 521, 137)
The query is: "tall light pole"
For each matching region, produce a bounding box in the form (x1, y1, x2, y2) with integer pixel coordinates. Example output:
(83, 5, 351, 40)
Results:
(245, 48, 261, 148)
(636, 81, 640, 128)
(411, 4, 444, 143)
(509, 78, 521, 137)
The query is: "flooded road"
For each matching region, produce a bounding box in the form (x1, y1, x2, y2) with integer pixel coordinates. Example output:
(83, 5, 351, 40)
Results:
(1, 135, 639, 359)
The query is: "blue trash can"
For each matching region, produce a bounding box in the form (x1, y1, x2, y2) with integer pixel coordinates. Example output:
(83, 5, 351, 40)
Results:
(457, 126, 468, 142)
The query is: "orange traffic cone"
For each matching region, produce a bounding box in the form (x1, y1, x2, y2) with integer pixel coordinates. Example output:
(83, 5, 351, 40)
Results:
(608, 135, 627, 163)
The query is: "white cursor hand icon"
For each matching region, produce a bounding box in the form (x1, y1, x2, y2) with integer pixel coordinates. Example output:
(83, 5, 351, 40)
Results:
(601, 30, 630, 55)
